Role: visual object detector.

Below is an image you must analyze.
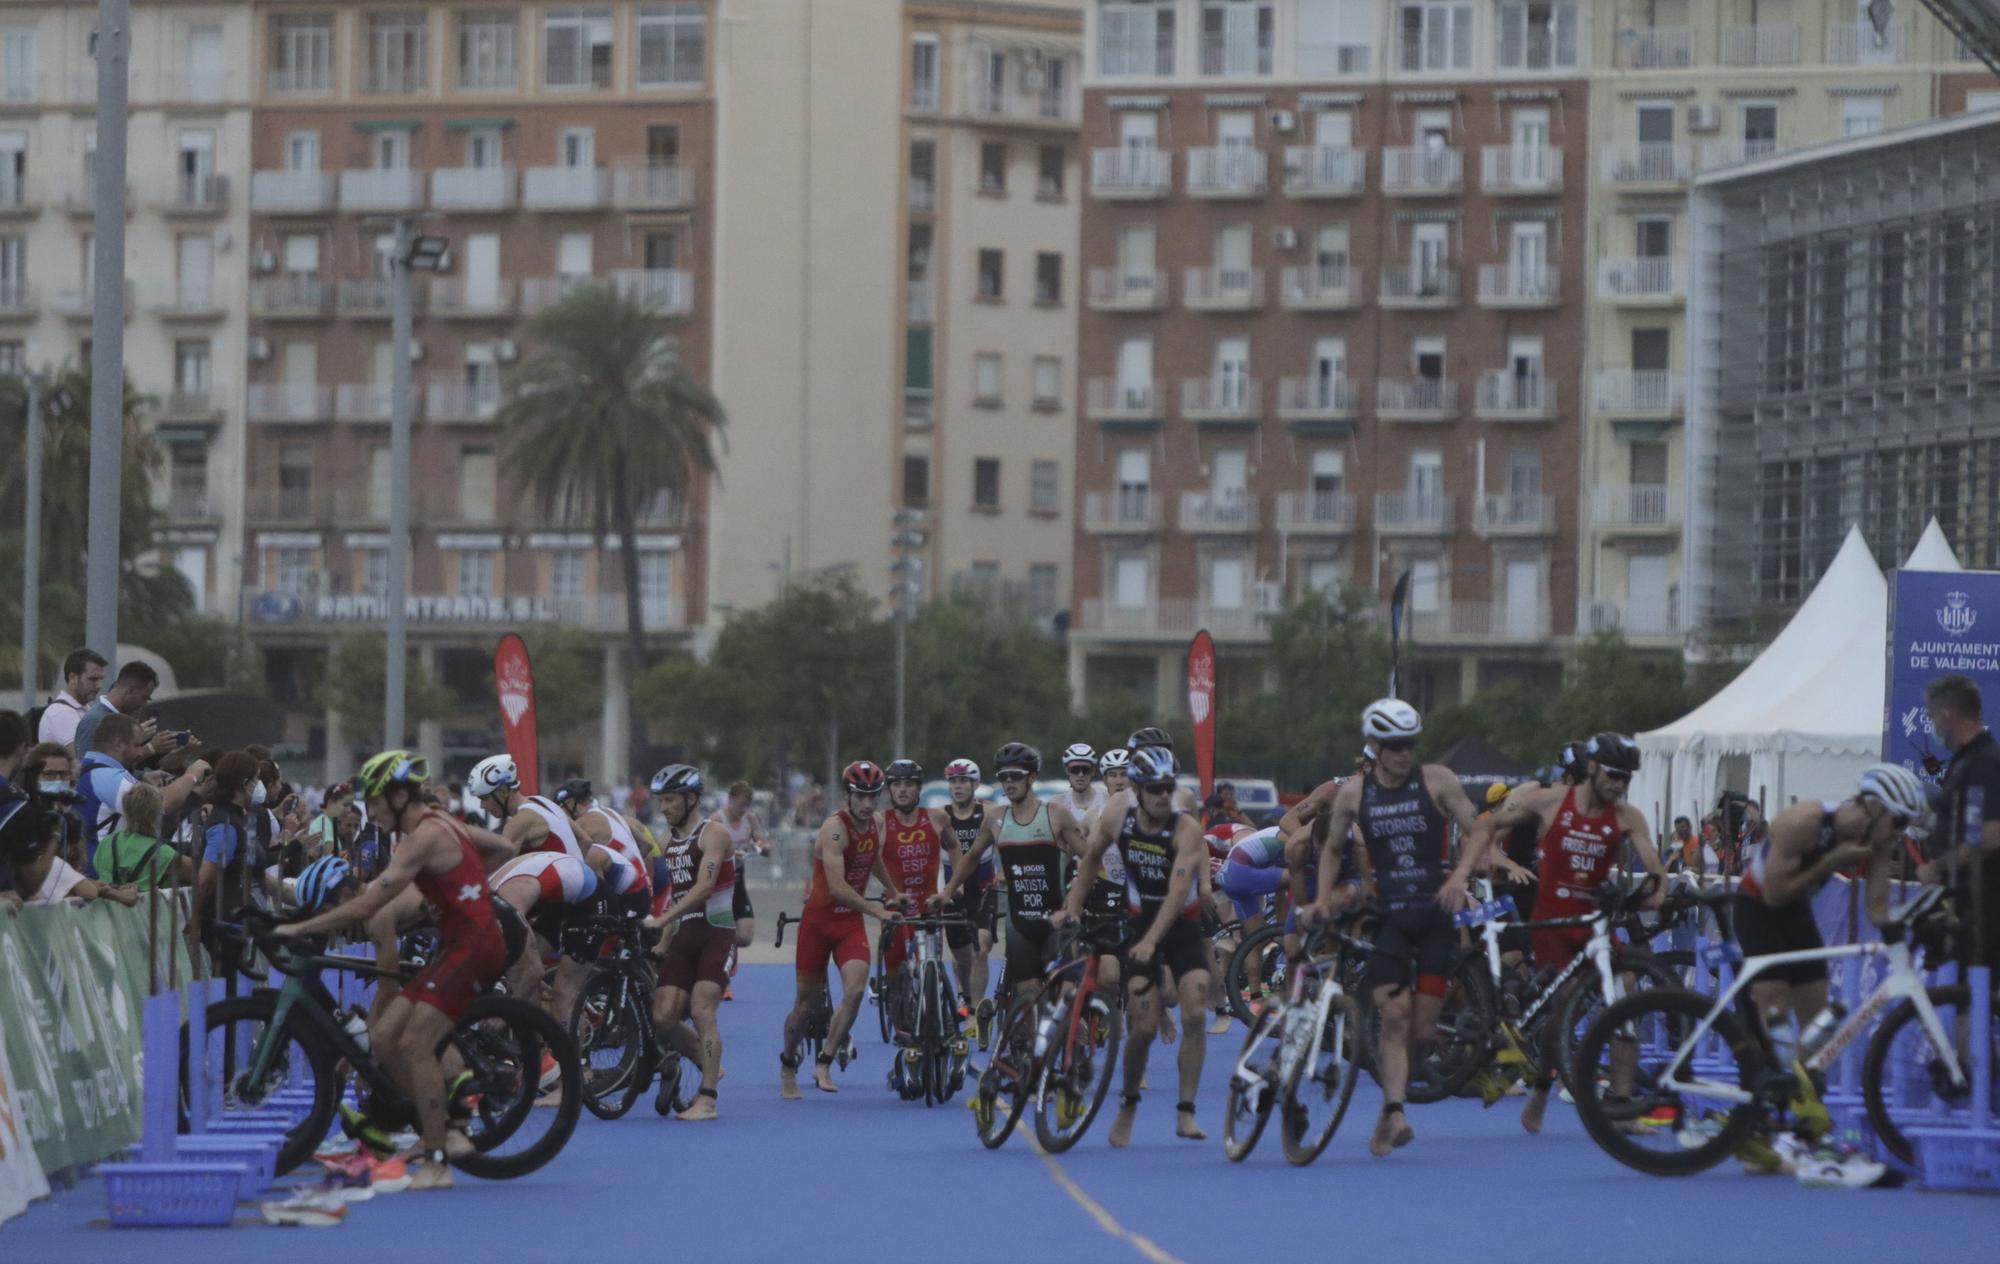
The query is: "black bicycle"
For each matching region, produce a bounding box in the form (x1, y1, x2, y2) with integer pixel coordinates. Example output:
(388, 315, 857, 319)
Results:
(565, 915, 700, 1120)
(774, 913, 855, 1069)
(882, 914, 973, 1105)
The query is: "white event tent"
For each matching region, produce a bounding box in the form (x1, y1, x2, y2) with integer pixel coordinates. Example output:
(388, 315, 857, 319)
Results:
(1634, 521, 1963, 825)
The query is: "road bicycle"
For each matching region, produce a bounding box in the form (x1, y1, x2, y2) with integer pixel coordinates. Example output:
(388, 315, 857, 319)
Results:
(1223, 923, 1363, 1165)
(1029, 915, 1129, 1153)
(1572, 884, 1990, 1174)
(882, 914, 973, 1106)
(184, 912, 582, 1177)
(774, 913, 856, 1070)
(564, 915, 699, 1120)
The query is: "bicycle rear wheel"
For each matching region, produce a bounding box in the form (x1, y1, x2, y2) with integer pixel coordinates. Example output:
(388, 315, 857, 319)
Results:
(1281, 992, 1361, 1166)
(1572, 987, 1766, 1176)
(973, 996, 1038, 1150)
(1553, 953, 1683, 1106)
(1223, 1007, 1281, 1162)
(450, 995, 583, 1179)
(1404, 957, 1496, 1104)
(1223, 923, 1287, 1026)
(570, 968, 645, 1120)
(1033, 993, 1123, 1154)
(1862, 985, 1985, 1167)
(181, 993, 339, 1177)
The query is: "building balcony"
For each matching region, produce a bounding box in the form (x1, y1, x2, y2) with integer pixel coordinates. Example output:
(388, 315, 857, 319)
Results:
(1082, 489, 1162, 534)
(245, 490, 334, 523)
(1179, 490, 1259, 535)
(1086, 268, 1167, 311)
(1407, 599, 1552, 644)
(521, 275, 595, 313)
(159, 174, 229, 216)
(247, 383, 334, 424)
(1182, 266, 1264, 311)
(1591, 484, 1682, 534)
(428, 278, 519, 318)
(1282, 146, 1365, 198)
(431, 166, 517, 211)
(52, 283, 131, 319)
(1378, 264, 1459, 309)
(0, 173, 37, 217)
(165, 489, 221, 522)
(1616, 27, 1693, 69)
(1381, 147, 1461, 196)
(903, 387, 933, 430)
(337, 278, 408, 318)
(1273, 491, 1356, 535)
(1597, 257, 1684, 306)
(1473, 492, 1555, 537)
(1827, 21, 1904, 64)
(1587, 596, 1680, 640)
(1090, 149, 1172, 199)
(611, 268, 694, 317)
(1599, 143, 1693, 190)
(425, 379, 503, 424)
(251, 275, 333, 319)
(1276, 376, 1356, 423)
(0, 281, 34, 320)
(1720, 24, 1800, 67)
(1480, 146, 1562, 195)
(523, 165, 609, 209)
(1373, 491, 1454, 535)
(610, 161, 695, 210)
(1085, 378, 1164, 425)
(1185, 147, 1267, 198)
(335, 383, 395, 423)
(1376, 378, 1457, 422)
(959, 76, 1078, 127)
(1593, 370, 1684, 418)
(1180, 377, 1260, 424)
(1075, 595, 1280, 641)
(1476, 264, 1558, 308)
(152, 283, 226, 321)
(908, 176, 935, 214)
(1474, 372, 1557, 422)
(1698, 140, 1789, 171)
(1278, 264, 1359, 311)
(906, 279, 934, 322)
(338, 169, 426, 212)
(160, 390, 225, 424)
(252, 170, 337, 214)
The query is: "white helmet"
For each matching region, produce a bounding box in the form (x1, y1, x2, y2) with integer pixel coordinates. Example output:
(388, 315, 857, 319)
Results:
(1099, 748, 1131, 774)
(1062, 742, 1098, 770)
(1856, 763, 1928, 820)
(944, 758, 981, 781)
(1361, 698, 1422, 741)
(467, 753, 519, 798)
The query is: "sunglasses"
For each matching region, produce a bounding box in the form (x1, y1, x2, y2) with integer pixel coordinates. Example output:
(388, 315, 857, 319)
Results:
(996, 770, 1031, 783)
(1378, 739, 1417, 754)
(887, 777, 921, 787)
(1600, 769, 1632, 783)
(1140, 782, 1174, 795)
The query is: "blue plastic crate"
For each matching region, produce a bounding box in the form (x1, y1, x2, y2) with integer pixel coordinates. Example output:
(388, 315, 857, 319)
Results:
(127, 1136, 279, 1194)
(1909, 1126, 2000, 1192)
(101, 1162, 241, 1227)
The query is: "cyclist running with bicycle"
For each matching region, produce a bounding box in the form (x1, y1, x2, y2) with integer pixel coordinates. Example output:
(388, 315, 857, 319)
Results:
(939, 758, 996, 1037)
(719, 781, 771, 952)
(643, 764, 735, 1120)
(878, 760, 956, 1061)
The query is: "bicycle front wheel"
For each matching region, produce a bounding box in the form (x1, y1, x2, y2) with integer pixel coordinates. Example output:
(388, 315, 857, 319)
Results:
(1034, 994, 1123, 1154)
(973, 996, 1039, 1150)
(450, 995, 584, 1179)
(570, 969, 646, 1120)
(1863, 985, 1987, 1167)
(1223, 1007, 1281, 1162)
(1572, 987, 1765, 1177)
(1405, 956, 1496, 1104)
(1553, 952, 1684, 1106)
(1223, 923, 1287, 1026)
(182, 992, 339, 1176)
(1282, 993, 1361, 1166)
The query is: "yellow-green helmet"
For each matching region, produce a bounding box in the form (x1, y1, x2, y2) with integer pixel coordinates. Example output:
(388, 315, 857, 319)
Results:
(357, 749, 429, 799)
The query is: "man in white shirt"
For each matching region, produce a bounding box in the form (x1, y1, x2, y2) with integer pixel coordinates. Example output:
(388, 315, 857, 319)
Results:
(36, 648, 107, 750)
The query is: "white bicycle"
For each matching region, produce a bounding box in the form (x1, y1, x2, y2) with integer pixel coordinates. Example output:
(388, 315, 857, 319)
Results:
(1222, 924, 1362, 1165)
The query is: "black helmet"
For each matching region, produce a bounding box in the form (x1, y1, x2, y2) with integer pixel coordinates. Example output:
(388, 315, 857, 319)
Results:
(1129, 746, 1179, 787)
(994, 742, 1041, 776)
(1126, 726, 1173, 752)
(1532, 764, 1562, 788)
(1556, 741, 1589, 783)
(1585, 733, 1641, 775)
(650, 764, 703, 796)
(885, 758, 924, 783)
(552, 777, 593, 806)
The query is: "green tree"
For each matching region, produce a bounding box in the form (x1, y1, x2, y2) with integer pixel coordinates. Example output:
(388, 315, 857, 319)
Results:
(1548, 629, 1691, 743)
(316, 634, 457, 745)
(899, 594, 1073, 770)
(1213, 587, 1393, 784)
(495, 283, 726, 754)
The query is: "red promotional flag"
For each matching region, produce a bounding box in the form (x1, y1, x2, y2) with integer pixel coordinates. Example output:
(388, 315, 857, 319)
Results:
(1186, 630, 1217, 801)
(493, 634, 541, 796)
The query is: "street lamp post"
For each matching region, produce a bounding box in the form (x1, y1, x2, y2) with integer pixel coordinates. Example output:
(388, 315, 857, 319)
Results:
(890, 509, 928, 759)
(85, 0, 132, 661)
(19, 376, 39, 709)
(382, 221, 450, 747)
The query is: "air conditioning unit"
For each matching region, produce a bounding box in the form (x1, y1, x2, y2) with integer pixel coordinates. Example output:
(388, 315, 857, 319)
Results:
(1687, 103, 1722, 132)
(407, 340, 424, 363)
(1272, 226, 1299, 251)
(247, 336, 271, 361)
(1269, 109, 1297, 133)
(494, 339, 519, 363)
(253, 249, 277, 274)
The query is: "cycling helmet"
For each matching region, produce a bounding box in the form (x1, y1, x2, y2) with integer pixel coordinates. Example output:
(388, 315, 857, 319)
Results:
(1556, 741, 1589, 782)
(944, 758, 981, 781)
(650, 763, 703, 797)
(1061, 742, 1098, 770)
(1128, 746, 1179, 788)
(553, 777, 593, 806)
(1360, 698, 1422, 741)
(1585, 732, 1641, 775)
(466, 753, 518, 798)
(843, 761, 887, 795)
(1126, 726, 1173, 752)
(1485, 782, 1510, 806)
(993, 742, 1041, 776)
(885, 759, 924, 783)
(1856, 763, 1927, 820)
(295, 855, 353, 914)
(1098, 748, 1131, 774)
(357, 750, 429, 799)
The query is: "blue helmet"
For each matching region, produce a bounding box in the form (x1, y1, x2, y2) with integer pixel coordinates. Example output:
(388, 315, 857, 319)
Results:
(295, 855, 353, 914)
(1129, 746, 1178, 788)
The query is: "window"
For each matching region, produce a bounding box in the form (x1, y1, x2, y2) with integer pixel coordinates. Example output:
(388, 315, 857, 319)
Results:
(373, 130, 411, 170)
(1031, 460, 1059, 513)
(0, 235, 22, 305)
(1035, 253, 1062, 305)
(467, 128, 503, 168)
(1296, 0, 1373, 75)
(544, 8, 613, 89)
(1841, 97, 1884, 138)
(1635, 216, 1672, 258)
(0, 133, 22, 208)
(906, 328, 933, 419)
(459, 445, 497, 523)
(458, 10, 518, 90)
(1027, 564, 1059, 617)
(909, 139, 936, 211)
(558, 232, 593, 277)
(178, 130, 216, 202)
(974, 353, 1003, 404)
(1305, 557, 1344, 593)
(0, 341, 21, 374)
(1025, 148, 1060, 201)
(1217, 222, 1253, 291)
(1411, 221, 1449, 289)
(1397, 2, 1473, 71)
(185, 26, 225, 101)
(1636, 102, 1675, 144)
(643, 229, 679, 269)
(275, 547, 316, 594)
(1033, 356, 1061, 408)
(282, 233, 320, 276)
(637, 4, 705, 86)
(559, 127, 595, 169)
(1496, 1, 1576, 70)
(973, 458, 1002, 510)
(285, 131, 320, 172)
(363, 12, 428, 94)
(637, 551, 672, 607)
(1310, 448, 1344, 496)
(1213, 336, 1250, 407)
(1099, 0, 1176, 77)
(457, 550, 495, 598)
(1408, 556, 1441, 613)
(980, 141, 1007, 192)
(1207, 554, 1246, 610)
(910, 34, 940, 109)
(1199, 0, 1274, 76)
(550, 550, 586, 600)
(1118, 223, 1156, 285)
(278, 443, 313, 516)
(174, 340, 211, 392)
(1412, 334, 1446, 381)
(977, 248, 1003, 300)
(1113, 554, 1150, 608)
(1314, 223, 1350, 281)
(168, 449, 208, 515)
(1629, 440, 1667, 489)
(1740, 102, 1778, 151)
(1116, 336, 1153, 403)
(903, 453, 931, 505)
(1632, 327, 1671, 372)
(1311, 336, 1346, 403)
(368, 445, 393, 519)
(270, 15, 332, 94)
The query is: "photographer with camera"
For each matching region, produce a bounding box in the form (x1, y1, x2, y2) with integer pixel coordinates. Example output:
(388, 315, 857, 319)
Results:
(0, 791, 136, 907)
(77, 714, 210, 875)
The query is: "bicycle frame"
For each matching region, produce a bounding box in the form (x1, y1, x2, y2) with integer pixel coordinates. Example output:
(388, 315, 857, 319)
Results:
(1459, 883, 1624, 1034)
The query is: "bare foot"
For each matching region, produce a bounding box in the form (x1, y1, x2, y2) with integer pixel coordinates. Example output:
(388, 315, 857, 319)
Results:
(1207, 1012, 1232, 1036)
(444, 1129, 475, 1161)
(1368, 1110, 1413, 1156)
(1108, 1105, 1136, 1148)
(1521, 1086, 1549, 1135)
(409, 1160, 454, 1190)
(1176, 1109, 1206, 1141)
(780, 1064, 801, 1100)
(676, 1094, 717, 1121)
(813, 1063, 839, 1094)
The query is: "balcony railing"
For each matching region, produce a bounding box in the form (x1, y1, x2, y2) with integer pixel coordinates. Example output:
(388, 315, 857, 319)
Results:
(1090, 149, 1172, 198)
(1279, 264, 1357, 310)
(1593, 370, 1684, 415)
(903, 387, 933, 429)
(1374, 491, 1453, 533)
(1600, 143, 1693, 186)
(1179, 491, 1259, 533)
(1180, 377, 1260, 421)
(1276, 376, 1355, 420)
(1407, 599, 1552, 643)
(1588, 597, 1680, 639)
(0, 280, 31, 316)
(1381, 147, 1461, 195)
(1282, 146, 1364, 197)
(161, 390, 221, 420)
(961, 70, 1077, 125)
(247, 383, 333, 423)
(521, 275, 595, 313)
(1477, 263, 1558, 307)
(252, 275, 333, 318)
(1480, 146, 1561, 193)
(167, 489, 219, 520)
(1591, 484, 1682, 529)
(1618, 27, 1693, 69)
(522, 166, 609, 209)
(610, 161, 695, 209)
(1379, 263, 1459, 306)
(337, 278, 403, 317)
(1185, 147, 1267, 197)
(335, 384, 395, 423)
(165, 173, 229, 212)
(612, 269, 694, 316)
(431, 166, 517, 210)
(908, 176, 935, 213)
(1597, 257, 1684, 303)
(906, 279, 934, 322)
(155, 283, 224, 317)
(1086, 268, 1167, 310)
(268, 66, 333, 96)
(1075, 593, 1282, 639)
(1474, 372, 1556, 420)
(1720, 24, 1800, 66)
(339, 168, 426, 211)
(425, 379, 502, 423)
(1082, 489, 1162, 533)
(428, 278, 519, 317)
(1473, 492, 1554, 536)
(245, 489, 333, 522)
(1827, 21, 1903, 64)
(1376, 378, 1457, 420)
(1182, 266, 1264, 310)
(252, 169, 337, 213)
(1085, 378, 1164, 422)
(1699, 139, 1787, 170)
(1273, 491, 1355, 533)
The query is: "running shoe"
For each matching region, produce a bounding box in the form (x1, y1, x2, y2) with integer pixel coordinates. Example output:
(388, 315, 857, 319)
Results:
(260, 1190, 349, 1227)
(724, 985, 735, 1001)
(314, 1161, 377, 1204)
(313, 1135, 361, 1163)
(538, 1050, 561, 1092)
(1796, 1142, 1886, 1189)
(337, 1103, 399, 1159)
(366, 1154, 412, 1194)
(1677, 1110, 1728, 1150)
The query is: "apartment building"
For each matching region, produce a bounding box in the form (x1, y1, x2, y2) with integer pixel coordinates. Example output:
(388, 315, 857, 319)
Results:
(1581, 0, 1991, 646)
(1072, 0, 1591, 713)
(0, 4, 257, 617)
(239, 0, 714, 775)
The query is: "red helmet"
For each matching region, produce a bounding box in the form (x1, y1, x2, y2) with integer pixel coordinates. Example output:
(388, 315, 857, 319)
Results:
(842, 761, 886, 795)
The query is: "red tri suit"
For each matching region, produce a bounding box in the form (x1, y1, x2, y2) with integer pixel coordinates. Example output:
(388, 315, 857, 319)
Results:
(795, 810, 880, 975)
(1529, 787, 1624, 970)
(408, 811, 509, 1021)
(880, 808, 948, 976)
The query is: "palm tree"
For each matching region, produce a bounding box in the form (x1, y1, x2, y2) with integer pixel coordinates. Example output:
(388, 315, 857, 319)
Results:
(495, 283, 726, 755)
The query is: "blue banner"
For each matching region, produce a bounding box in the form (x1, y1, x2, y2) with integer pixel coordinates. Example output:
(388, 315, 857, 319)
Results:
(1882, 568, 2000, 777)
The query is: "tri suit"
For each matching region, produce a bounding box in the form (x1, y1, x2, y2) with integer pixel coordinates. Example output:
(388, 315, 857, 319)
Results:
(1354, 772, 1455, 997)
(1528, 787, 1624, 971)
(1111, 806, 1209, 989)
(407, 811, 510, 1021)
(657, 814, 738, 991)
(794, 810, 880, 976)
(1732, 802, 1837, 985)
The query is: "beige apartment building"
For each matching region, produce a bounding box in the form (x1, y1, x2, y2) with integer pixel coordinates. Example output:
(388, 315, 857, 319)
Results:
(0, 3, 257, 618)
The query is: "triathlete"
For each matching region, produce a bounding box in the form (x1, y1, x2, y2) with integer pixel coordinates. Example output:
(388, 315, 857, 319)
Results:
(1300, 700, 1482, 1157)
(938, 758, 995, 1039)
(718, 781, 771, 951)
(643, 764, 735, 1120)
(1055, 743, 1108, 822)
(878, 759, 954, 982)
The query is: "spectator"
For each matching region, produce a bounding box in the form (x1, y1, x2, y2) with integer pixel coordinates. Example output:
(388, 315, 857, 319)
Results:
(1669, 816, 1698, 872)
(310, 782, 354, 856)
(1735, 799, 1769, 871)
(77, 714, 210, 872)
(348, 803, 390, 881)
(195, 752, 262, 944)
(1921, 672, 2000, 970)
(96, 782, 191, 891)
(73, 660, 166, 758)
(1, 794, 136, 907)
(36, 648, 108, 749)
(22, 741, 84, 870)
(0, 709, 27, 796)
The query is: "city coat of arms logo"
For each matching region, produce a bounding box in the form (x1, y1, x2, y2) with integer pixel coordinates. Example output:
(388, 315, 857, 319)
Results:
(1938, 591, 1977, 637)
